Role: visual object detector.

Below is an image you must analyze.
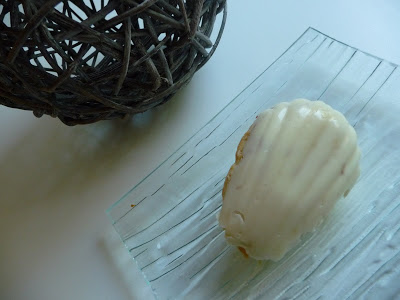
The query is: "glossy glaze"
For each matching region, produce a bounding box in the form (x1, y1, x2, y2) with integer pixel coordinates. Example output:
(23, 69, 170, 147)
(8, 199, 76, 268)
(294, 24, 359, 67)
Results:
(219, 99, 361, 261)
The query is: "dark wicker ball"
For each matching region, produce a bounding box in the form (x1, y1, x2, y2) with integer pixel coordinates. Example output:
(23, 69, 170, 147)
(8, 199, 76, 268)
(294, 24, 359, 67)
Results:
(0, 0, 226, 125)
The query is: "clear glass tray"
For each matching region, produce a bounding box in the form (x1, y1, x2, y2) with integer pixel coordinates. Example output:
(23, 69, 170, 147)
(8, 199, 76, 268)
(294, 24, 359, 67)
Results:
(107, 28, 400, 300)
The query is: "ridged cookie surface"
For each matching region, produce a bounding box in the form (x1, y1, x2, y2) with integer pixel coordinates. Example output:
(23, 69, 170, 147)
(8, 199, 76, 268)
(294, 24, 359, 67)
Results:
(219, 99, 361, 261)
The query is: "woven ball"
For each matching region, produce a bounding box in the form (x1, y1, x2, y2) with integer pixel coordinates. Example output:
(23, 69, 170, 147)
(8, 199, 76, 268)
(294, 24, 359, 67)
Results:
(0, 0, 227, 125)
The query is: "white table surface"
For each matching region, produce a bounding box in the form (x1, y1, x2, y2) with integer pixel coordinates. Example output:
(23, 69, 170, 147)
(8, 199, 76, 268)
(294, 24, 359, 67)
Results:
(1, 1, 400, 299)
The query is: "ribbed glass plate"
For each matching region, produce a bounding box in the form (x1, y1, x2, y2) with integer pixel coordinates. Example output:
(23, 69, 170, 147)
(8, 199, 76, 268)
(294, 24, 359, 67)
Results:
(107, 28, 400, 300)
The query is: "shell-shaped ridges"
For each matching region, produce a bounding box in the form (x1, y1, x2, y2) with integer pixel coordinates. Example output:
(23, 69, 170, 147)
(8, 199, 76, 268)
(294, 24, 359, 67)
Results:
(219, 99, 361, 261)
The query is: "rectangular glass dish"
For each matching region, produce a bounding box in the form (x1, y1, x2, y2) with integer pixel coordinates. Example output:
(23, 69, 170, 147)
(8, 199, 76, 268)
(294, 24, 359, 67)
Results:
(107, 28, 400, 300)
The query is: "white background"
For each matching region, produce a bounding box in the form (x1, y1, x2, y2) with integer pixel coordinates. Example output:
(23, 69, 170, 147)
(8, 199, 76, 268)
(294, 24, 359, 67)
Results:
(1, 0, 400, 299)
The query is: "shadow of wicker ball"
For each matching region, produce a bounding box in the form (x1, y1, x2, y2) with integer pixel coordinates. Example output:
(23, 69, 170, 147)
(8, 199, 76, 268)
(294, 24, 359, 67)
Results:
(0, 0, 227, 125)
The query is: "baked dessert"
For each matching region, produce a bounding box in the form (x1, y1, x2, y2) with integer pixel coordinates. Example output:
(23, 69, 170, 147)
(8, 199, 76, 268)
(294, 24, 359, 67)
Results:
(218, 99, 361, 261)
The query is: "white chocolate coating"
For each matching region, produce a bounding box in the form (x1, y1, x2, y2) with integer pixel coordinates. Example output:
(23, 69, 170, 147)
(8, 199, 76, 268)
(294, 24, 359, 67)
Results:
(219, 99, 361, 261)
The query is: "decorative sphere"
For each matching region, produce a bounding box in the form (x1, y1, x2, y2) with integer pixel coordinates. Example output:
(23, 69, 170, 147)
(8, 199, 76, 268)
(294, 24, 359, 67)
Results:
(0, 0, 227, 125)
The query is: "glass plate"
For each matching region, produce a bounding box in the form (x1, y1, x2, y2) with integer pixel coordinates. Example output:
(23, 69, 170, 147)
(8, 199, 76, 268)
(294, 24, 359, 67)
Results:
(107, 28, 400, 300)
